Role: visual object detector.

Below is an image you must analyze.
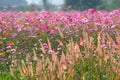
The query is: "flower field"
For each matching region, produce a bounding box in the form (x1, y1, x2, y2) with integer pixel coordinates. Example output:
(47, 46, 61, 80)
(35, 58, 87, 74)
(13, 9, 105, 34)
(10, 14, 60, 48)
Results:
(0, 9, 120, 80)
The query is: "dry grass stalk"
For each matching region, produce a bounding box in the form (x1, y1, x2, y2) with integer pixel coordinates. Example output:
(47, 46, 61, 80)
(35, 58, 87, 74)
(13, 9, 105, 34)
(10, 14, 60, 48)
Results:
(33, 49, 38, 61)
(21, 60, 28, 75)
(39, 41, 46, 54)
(28, 62, 33, 77)
(97, 33, 103, 57)
(9, 34, 120, 79)
(18, 66, 24, 76)
(9, 66, 14, 77)
(57, 27, 64, 38)
(47, 38, 52, 50)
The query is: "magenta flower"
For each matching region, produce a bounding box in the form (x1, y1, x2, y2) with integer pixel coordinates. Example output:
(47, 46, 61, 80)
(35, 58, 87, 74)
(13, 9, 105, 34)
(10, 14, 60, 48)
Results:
(47, 49, 53, 54)
(88, 8, 96, 14)
(11, 33, 18, 38)
(11, 49, 16, 53)
(4, 6, 8, 9)
(11, 5, 16, 9)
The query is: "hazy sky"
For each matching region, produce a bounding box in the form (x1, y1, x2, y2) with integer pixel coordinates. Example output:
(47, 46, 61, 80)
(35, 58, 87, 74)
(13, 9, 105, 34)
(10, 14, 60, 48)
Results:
(26, 0, 64, 5)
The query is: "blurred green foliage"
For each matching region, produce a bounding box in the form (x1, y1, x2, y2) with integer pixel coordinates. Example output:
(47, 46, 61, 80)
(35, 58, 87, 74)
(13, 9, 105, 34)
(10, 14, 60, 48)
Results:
(98, 0, 120, 10)
(0, 0, 120, 11)
(0, 0, 27, 6)
(65, 0, 101, 11)
(65, 0, 120, 11)
(0, 4, 42, 11)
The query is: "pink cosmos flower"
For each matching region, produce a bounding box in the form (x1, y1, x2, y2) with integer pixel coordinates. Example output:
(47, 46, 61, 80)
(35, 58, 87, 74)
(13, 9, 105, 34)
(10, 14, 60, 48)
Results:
(88, 8, 96, 14)
(11, 33, 18, 38)
(67, 5, 72, 9)
(12, 5, 16, 9)
(4, 6, 8, 9)
(47, 49, 53, 54)
(11, 49, 16, 53)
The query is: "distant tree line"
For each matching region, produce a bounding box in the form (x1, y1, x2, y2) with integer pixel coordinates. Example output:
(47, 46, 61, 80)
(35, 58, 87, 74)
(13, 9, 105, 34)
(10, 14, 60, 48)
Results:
(65, 0, 120, 11)
(0, 0, 120, 11)
(0, 0, 27, 6)
(35, 0, 120, 11)
(65, 0, 101, 10)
